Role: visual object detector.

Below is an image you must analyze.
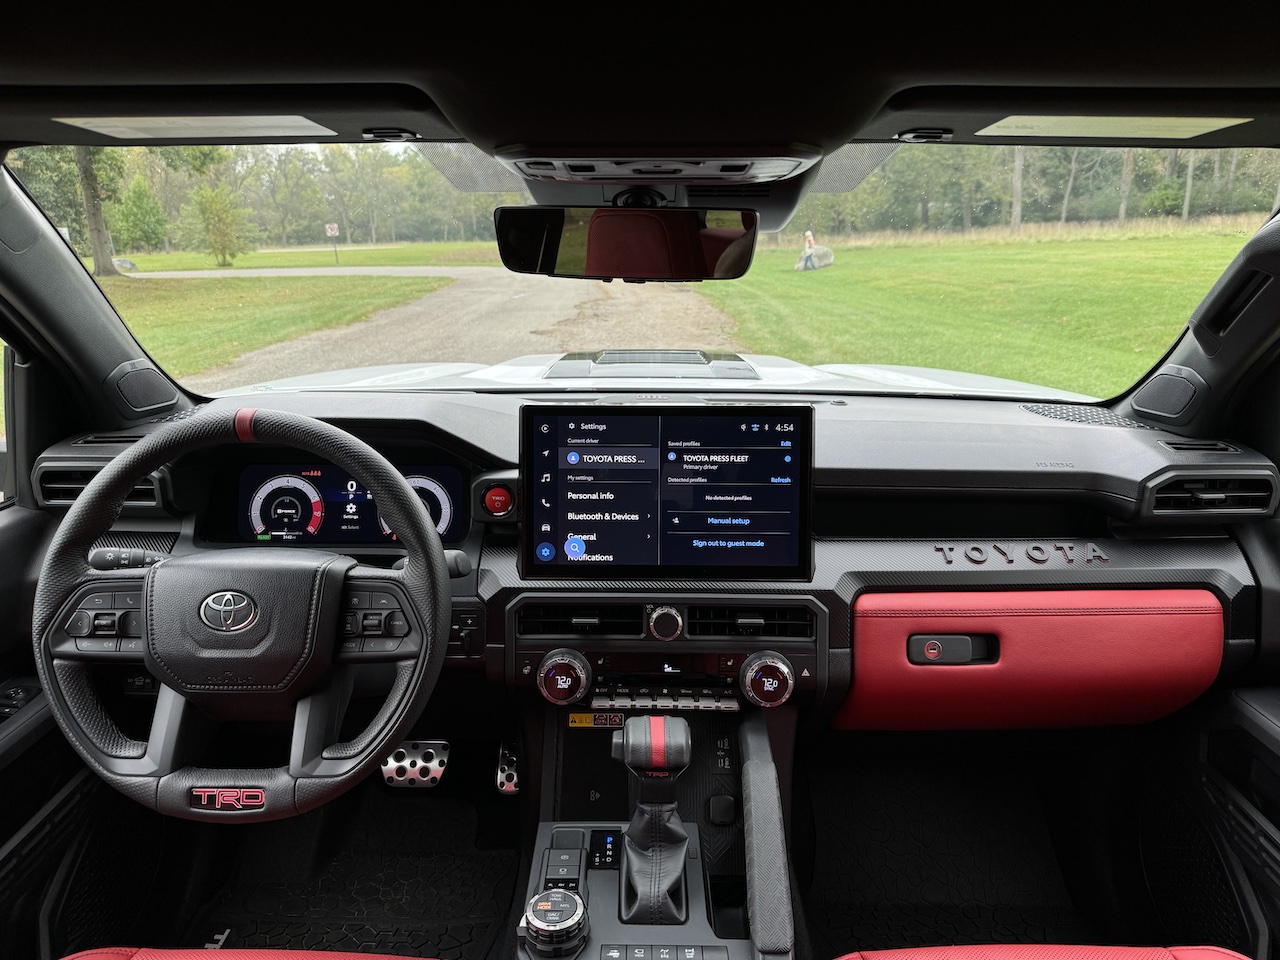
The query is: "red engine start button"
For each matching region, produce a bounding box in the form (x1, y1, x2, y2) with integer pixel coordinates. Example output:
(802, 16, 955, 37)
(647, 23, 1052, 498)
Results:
(484, 485, 514, 516)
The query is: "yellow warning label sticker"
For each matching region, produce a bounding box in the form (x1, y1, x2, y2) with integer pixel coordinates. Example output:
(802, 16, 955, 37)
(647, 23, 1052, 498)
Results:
(568, 713, 623, 728)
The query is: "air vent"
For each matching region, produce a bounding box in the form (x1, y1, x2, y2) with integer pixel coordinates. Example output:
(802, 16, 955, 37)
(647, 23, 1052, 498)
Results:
(1161, 439, 1241, 453)
(37, 468, 157, 506)
(73, 434, 146, 444)
(1150, 474, 1276, 515)
(516, 603, 644, 640)
(686, 605, 815, 640)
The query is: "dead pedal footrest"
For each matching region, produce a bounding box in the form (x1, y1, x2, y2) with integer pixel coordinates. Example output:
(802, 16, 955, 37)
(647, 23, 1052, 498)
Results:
(381, 740, 449, 787)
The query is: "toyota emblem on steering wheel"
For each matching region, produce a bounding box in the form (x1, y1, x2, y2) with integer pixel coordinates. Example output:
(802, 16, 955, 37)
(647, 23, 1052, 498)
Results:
(200, 591, 258, 632)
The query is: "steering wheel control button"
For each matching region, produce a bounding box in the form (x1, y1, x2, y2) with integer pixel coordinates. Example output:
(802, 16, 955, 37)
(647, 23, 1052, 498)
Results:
(538, 649, 592, 705)
(82, 593, 113, 610)
(381, 739, 449, 787)
(76, 637, 119, 653)
(65, 611, 93, 637)
(740, 652, 795, 707)
(907, 633, 978, 665)
(385, 611, 411, 637)
(523, 888, 588, 958)
(370, 592, 398, 609)
(346, 592, 372, 609)
(484, 484, 514, 517)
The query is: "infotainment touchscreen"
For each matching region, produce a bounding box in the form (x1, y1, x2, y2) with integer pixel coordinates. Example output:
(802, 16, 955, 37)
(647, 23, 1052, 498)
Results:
(520, 406, 813, 579)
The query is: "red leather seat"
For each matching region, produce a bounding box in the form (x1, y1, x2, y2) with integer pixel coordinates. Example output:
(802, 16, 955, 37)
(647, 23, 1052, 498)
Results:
(838, 947, 1250, 960)
(64, 950, 415, 960)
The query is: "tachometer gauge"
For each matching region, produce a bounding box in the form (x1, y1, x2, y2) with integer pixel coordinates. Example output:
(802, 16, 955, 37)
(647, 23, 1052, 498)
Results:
(379, 475, 453, 539)
(249, 474, 325, 538)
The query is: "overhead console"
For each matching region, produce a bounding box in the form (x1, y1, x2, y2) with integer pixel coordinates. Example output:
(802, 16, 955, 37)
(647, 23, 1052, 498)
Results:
(520, 405, 813, 580)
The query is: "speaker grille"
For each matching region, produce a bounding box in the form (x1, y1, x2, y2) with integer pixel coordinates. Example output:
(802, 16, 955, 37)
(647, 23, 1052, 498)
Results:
(115, 368, 177, 411)
(1022, 403, 1155, 429)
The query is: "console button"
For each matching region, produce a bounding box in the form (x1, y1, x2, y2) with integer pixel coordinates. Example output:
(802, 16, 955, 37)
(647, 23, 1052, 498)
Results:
(655, 949, 677, 960)
(628, 948, 651, 960)
(703, 949, 729, 960)
(602, 948, 625, 960)
(549, 849, 582, 866)
(678, 949, 703, 960)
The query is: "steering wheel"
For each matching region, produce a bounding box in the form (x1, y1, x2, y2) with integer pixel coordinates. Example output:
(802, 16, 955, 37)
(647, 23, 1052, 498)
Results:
(31, 407, 451, 821)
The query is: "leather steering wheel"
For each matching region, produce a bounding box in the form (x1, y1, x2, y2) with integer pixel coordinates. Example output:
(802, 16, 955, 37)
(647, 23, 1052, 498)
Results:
(32, 407, 451, 821)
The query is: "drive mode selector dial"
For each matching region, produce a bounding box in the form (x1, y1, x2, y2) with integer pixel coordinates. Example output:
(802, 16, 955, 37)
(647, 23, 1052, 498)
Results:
(537, 648, 591, 705)
(740, 651, 795, 707)
(648, 605, 683, 641)
(523, 888, 588, 957)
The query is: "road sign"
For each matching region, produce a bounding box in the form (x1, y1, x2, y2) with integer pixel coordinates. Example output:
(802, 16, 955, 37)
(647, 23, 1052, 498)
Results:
(325, 223, 339, 238)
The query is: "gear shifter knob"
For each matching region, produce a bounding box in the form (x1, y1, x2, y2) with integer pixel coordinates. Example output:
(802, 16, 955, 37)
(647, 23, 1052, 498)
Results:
(611, 715, 692, 778)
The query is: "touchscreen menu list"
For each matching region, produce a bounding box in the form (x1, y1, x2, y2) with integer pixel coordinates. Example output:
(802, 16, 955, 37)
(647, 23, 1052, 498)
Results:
(522, 407, 811, 578)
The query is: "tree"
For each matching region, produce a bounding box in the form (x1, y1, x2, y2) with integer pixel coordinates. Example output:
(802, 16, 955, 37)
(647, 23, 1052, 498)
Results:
(108, 176, 167, 252)
(73, 146, 122, 276)
(185, 184, 255, 266)
(1010, 146, 1025, 229)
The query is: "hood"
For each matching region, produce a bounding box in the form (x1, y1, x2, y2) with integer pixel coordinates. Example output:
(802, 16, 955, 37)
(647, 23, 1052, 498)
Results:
(213, 351, 1098, 402)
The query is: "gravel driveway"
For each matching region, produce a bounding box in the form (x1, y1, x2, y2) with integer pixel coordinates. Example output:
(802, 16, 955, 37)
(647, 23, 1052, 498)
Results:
(145, 266, 743, 393)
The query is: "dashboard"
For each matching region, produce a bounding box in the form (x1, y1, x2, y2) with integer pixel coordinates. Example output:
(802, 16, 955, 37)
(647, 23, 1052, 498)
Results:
(29, 389, 1280, 729)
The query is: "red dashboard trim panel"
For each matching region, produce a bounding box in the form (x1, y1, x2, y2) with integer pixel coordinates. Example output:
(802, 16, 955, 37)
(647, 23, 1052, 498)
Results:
(837, 589, 1224, 730)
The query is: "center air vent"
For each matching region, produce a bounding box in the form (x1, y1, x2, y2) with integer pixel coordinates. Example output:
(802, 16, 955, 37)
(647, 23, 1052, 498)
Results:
(686, 605, 815, 640)
(516, 603, 644, 640)
(1147, 472, 1277, 517)
(36, 467, 158, 507)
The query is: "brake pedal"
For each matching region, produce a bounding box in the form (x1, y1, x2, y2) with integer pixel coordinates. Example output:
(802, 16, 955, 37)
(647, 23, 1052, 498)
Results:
(381, 740, 448, 787)
(497, 743, 519, 795)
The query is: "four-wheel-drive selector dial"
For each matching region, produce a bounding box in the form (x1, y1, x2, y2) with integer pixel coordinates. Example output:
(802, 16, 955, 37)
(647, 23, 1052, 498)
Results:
(537, 648, 592, 705)
(522, 888, 589, 958)
(739, 651, 795, 707)
(648, 605, 683, 641)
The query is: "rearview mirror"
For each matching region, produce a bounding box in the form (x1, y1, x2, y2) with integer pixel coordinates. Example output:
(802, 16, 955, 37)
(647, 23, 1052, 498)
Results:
(495, 206, 757, 281)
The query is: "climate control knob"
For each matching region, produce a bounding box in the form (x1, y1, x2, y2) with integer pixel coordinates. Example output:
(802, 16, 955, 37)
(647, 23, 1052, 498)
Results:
(648, 605, 683, 641)
(739, 651, 795, 707)
(537, 648, 592, 705)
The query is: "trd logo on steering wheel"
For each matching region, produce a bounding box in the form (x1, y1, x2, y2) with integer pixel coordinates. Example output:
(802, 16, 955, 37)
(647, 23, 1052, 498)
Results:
(200, 591, 258, 632)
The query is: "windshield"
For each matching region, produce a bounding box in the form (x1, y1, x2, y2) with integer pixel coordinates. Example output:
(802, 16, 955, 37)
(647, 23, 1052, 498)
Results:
(7, 142, 1275, 400)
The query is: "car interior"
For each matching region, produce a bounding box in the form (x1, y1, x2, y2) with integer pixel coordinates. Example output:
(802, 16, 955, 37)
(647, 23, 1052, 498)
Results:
(6, 16, 1280, 960)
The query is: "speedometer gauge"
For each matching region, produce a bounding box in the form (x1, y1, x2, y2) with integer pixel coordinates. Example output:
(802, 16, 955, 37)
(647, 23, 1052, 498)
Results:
(379, 475, 453, 538)
(249, 474, 325, 538)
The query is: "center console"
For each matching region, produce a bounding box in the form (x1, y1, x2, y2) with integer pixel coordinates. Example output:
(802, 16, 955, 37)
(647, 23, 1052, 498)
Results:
(517, 713, 794, 960)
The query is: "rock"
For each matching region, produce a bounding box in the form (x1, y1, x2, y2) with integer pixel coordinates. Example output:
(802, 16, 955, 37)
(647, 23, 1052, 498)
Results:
(112, 258, 138, 271)
(793, 245, 834, 271)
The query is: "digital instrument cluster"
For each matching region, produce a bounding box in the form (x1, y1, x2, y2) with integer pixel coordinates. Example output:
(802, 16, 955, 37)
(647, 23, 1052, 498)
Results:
(520, 406, 813, 579)
(235, 464, 467, 544)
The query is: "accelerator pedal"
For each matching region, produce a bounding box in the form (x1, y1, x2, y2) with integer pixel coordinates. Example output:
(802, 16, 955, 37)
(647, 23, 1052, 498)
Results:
(381, 740, 449, 787)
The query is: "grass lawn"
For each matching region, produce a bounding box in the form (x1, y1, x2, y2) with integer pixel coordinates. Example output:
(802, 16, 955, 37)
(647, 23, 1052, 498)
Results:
(702, 231, 1247, 398)
(86, 241, 500, 273)
(98, 276, 452, 379)
(0, 274, 450, 438)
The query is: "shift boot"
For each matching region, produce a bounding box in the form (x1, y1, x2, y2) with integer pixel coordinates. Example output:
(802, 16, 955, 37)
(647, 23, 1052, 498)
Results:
(619, 800, 689, 924)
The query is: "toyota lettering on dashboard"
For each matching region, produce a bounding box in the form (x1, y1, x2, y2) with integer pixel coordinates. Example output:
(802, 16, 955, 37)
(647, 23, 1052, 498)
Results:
(521, 406, 813, 579)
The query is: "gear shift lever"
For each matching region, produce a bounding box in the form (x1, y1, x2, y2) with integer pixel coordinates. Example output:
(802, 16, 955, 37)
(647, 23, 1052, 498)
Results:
(611, 715, 692, 924)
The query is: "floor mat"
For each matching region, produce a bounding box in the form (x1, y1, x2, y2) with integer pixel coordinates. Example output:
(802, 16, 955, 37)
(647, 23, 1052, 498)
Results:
(803, 742, 1096, 956)
(186, 787, 518, 959)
